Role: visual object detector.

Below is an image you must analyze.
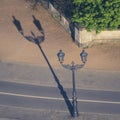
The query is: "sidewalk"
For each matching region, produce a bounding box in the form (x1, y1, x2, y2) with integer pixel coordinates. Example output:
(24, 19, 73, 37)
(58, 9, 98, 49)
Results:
(0, 105, 119, 120)
(0, 61, 120, 91)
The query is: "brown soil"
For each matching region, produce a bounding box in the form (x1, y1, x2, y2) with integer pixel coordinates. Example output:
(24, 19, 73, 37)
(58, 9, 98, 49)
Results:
(0, 0, 120, 71)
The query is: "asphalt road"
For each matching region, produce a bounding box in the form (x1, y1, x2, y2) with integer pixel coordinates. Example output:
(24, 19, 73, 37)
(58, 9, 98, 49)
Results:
(0, 81, 120, 114)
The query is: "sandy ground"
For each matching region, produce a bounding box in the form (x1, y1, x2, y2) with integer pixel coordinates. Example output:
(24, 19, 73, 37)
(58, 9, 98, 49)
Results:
(0, 0, 120, 71)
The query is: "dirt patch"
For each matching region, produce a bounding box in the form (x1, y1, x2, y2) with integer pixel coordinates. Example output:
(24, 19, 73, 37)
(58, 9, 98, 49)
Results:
(0, 0, 120, 71)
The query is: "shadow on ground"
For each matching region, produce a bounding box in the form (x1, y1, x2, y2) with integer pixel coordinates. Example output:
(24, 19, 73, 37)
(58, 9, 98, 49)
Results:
(12, 15, 74, 116)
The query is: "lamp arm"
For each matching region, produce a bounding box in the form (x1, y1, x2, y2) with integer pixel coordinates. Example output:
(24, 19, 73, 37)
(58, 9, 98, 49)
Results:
(74, 63, 85, 70)
(61, 63, 85, 70)
(61, 63, 72, 70)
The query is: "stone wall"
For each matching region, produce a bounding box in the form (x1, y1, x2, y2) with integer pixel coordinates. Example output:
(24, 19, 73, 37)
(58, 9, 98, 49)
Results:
(75, 27, 120, 47)
(41, 0, 120, 47)
(74, 27, 96, 47)
(94, 30, 120, 42)
(48, 2, 71, 32)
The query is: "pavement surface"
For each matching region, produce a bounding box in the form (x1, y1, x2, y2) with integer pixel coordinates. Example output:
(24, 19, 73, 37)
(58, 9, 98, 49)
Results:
(0, 81, 120, 115)
(0, 61, 120, 91)
(0, 105, 120, 120)
(0, 0, 120, 120)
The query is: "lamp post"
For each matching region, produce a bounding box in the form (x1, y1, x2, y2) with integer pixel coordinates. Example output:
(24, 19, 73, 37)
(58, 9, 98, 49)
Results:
(57, 49, 88, 117)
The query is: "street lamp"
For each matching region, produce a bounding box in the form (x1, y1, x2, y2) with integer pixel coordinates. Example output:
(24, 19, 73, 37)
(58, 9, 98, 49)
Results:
(57, 49, 88, 117)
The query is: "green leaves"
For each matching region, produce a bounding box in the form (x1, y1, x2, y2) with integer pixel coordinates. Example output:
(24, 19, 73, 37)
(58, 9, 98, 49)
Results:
(72, 0, 120, 33)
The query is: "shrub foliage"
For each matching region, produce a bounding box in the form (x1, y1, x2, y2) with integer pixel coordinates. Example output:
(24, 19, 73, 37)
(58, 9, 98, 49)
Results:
(72, 0, 120, 33)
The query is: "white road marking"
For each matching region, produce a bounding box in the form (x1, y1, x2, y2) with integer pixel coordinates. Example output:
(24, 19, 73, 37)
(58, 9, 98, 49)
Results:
(0, 91, 120, 104)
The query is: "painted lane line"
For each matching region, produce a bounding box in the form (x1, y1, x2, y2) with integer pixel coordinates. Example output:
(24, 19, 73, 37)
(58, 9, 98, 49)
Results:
(0, 91, 120, 104)
(0, 92, 63, 100)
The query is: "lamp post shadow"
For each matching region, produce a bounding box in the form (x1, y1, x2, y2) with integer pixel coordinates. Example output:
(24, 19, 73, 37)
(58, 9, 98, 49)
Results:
(12, 16, 24, 35)
(24, 32, 73, 116)
(37, 43, 73, 116)
(12, 16, 73, 116)
(32, 15, 44, 35)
